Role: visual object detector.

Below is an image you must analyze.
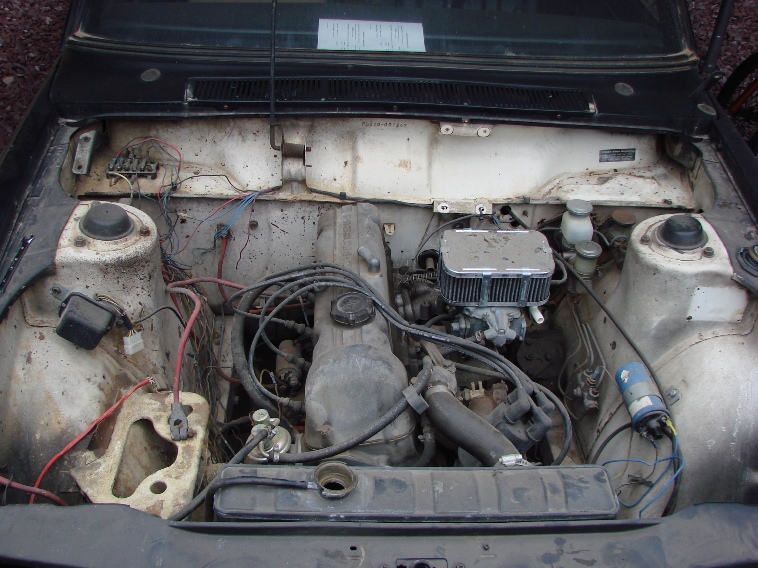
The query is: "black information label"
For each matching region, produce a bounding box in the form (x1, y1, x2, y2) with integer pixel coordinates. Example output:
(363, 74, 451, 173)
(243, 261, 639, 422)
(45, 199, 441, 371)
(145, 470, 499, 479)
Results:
(599, 148, 636, 163)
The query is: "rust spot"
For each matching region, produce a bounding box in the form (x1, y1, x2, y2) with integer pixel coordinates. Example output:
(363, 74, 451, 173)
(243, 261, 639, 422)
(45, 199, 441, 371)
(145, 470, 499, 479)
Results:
(144, 500, 165, 517)
(37, 331, 45, 340)
(397, 159, 412, 170)
(26, 351, 32, 364)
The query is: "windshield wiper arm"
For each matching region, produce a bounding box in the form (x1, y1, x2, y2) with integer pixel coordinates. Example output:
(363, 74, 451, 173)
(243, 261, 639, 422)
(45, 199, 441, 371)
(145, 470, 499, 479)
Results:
(269, 0, 280, 151)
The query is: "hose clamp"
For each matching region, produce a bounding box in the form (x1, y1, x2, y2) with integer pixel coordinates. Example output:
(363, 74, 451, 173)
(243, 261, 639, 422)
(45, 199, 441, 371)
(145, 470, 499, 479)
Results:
(424, 384, 456, 397)
(499, 454, 530, 467)
(403, 385, 429, 413)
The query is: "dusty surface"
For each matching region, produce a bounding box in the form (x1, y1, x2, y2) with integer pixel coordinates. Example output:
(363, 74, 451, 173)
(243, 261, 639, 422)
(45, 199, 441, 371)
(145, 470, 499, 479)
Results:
(0, 0, 756, 155)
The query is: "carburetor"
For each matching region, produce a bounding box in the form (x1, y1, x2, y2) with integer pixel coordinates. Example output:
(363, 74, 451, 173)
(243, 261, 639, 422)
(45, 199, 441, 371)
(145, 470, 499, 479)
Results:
(438, 229, 555, 345)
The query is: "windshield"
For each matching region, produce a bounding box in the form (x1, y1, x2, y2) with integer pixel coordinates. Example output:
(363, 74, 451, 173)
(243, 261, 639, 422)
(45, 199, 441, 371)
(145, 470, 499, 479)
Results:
(76, 0, 688, 59)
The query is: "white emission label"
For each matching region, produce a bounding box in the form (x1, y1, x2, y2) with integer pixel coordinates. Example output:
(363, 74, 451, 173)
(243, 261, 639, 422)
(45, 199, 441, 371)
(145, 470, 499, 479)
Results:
(317, 19, 426, 52)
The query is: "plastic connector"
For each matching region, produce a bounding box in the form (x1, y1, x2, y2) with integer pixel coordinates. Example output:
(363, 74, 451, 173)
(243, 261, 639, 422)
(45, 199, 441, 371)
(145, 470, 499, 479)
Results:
(123, 331, 144, 356)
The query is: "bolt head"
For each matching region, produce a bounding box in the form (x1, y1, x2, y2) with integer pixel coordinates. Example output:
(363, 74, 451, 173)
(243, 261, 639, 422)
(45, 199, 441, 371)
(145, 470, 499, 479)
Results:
(640, 235, 651, 245)
(475, 204, 486, 215)
(139, 225, 150, 236)
(74, 235, 86, 247)
(703, 246, 714, 258)
(249, 219, 259, 229)
(438, 203, 450, 212)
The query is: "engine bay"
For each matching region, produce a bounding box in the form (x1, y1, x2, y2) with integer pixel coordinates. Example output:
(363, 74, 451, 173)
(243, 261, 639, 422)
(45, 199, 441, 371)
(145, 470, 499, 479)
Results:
(1, 117, 756, 522)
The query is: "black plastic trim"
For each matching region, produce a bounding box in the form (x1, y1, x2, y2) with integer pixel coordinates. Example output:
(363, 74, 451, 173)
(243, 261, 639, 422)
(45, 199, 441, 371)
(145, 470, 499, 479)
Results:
(0, 503, 757, 567)
(187, 77, 595, 116)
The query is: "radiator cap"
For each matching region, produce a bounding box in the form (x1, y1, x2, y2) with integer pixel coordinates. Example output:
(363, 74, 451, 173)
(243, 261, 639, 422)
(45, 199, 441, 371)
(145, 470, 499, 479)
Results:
(331, 293, 375, 327)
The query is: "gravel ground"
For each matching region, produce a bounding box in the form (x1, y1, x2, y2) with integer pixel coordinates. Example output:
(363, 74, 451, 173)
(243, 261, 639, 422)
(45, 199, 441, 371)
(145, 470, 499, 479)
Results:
(0, 0, 756, 155)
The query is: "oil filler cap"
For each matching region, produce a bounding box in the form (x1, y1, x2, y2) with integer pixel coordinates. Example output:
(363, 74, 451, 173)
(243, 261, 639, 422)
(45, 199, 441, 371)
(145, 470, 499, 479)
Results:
(331, 293, 375, 327)
(79, 202, 134, 241)
(657, 215, 707, 251)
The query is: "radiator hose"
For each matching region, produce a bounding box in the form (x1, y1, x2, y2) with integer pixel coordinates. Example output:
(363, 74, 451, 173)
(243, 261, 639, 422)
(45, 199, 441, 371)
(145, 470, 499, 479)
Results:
(424, 388, 520, 467)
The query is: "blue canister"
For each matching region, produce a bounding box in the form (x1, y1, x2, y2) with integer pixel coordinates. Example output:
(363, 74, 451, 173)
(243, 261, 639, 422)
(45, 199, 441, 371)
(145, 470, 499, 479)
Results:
(615, 362, 669, 430)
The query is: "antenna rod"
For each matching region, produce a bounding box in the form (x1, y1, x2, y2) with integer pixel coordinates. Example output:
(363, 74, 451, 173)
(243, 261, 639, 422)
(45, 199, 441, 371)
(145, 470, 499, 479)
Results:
(269, 0, 281, 150)
(701, 0, 735, 76)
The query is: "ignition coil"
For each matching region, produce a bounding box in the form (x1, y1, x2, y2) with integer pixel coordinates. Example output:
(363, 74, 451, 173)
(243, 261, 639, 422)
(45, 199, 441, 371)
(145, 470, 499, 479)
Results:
(614, 362, 670, 437)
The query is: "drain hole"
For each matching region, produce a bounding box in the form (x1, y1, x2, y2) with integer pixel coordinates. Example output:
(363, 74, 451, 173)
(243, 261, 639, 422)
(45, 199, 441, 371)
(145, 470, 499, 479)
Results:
(150, 481, 167, 494)
(324, 481, 346, 491)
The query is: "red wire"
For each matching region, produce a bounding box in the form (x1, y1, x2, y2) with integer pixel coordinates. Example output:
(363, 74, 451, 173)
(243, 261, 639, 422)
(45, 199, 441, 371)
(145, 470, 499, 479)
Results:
(728, 77, 758, 113)
(165, 286, 204, 403)
(1, 475, 67, 506)
(29, 379, 152, 504)
(215, 366, 241, 384)
(169, 276, 246, 290)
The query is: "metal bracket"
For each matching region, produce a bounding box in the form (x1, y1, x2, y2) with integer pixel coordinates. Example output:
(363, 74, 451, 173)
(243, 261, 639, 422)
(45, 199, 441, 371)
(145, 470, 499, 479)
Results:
(439, 122, 493, 137)
(665, 388, 681, 406)
(434, 200, 492, 215)
(281, 141, 309, 195)
(72, 130, 102, 176)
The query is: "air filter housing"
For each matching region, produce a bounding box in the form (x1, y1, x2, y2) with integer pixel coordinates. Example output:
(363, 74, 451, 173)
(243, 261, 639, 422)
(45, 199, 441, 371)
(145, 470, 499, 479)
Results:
(438, 230, 554, 307)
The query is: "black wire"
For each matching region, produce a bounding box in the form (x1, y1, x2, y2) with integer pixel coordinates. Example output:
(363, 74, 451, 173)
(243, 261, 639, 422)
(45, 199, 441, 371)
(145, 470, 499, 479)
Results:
(535, 383, 573, 465)
(507, 209, 671, 413)
(661, 428, 682, 515)
(232, 262, 573, 465)
(249, 275, 523, 395)
(589, 423, 633, 465)
(413, 214, 485, 260)
(203, 475, 314, 519)
(424, 314, 454, 327)
(174, 174, 245, 193)
(307, 186, 431, 208)
(169, 427, 270, 521)
(134, 305, 186, 326)
(218, 416, 252, 433)
(554, 255, 670, 411)
(244, 266, 531, 392)
(276, 367, 433, 464)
